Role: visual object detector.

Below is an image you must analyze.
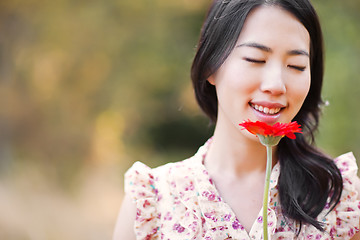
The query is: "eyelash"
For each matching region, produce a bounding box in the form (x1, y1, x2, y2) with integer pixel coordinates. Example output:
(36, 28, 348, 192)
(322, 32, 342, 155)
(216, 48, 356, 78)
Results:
(244, 58, 306, 72)
(288, 65, 306, 72)
(244, 58, 265, 64)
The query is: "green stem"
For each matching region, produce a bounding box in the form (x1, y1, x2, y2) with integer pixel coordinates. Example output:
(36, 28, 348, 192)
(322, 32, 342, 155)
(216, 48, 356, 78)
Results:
(262, 145, 272, 240)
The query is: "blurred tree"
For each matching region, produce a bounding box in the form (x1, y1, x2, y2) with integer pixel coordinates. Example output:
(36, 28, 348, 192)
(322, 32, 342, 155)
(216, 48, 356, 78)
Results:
(0, 0, 359, 187)
(0, 0, 211, 186)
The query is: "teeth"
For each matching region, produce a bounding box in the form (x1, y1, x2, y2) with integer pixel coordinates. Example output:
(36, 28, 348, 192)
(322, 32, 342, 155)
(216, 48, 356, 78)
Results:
(251, 104, 281, 115)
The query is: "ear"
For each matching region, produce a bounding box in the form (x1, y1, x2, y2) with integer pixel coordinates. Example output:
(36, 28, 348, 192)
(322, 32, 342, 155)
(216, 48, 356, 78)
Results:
(207, 75, 216, 86)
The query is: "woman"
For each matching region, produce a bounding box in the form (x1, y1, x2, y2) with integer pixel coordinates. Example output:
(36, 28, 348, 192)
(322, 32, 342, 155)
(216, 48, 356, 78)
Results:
(114, 0, 360, 239)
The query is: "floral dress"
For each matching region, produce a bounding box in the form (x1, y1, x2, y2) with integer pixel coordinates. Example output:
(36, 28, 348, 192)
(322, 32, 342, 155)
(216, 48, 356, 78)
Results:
(125, 139, 360, 239)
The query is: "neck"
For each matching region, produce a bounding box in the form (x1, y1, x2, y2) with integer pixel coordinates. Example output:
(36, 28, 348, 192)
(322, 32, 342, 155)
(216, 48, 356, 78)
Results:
(205, 116, 278, 178)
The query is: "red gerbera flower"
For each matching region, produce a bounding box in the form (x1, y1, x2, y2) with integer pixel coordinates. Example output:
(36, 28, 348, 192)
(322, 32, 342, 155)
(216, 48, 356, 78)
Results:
(239, 120, 302, 140)
(238, 120, 302, 240)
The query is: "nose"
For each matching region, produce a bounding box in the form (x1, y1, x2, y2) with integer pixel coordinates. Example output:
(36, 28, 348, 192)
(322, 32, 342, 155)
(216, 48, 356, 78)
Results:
(259, 66, 286, 95)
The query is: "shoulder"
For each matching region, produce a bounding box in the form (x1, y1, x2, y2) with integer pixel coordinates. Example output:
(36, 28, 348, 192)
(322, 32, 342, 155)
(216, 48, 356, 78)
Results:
(300, 152, 360, 239)
(334, 152, 358, 175)
(124, 158, 196, 197)
(334, 152, 360, 200)
(117, 157, 201, 239)
(327, 152, 360, 239)
(337, 153, 360, 240)
(124, 137, 210, 201)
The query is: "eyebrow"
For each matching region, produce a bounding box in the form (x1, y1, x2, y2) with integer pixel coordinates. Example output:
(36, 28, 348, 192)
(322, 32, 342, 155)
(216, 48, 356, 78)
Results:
(287, 49, 309, 57)
(236, 42, 309, 57)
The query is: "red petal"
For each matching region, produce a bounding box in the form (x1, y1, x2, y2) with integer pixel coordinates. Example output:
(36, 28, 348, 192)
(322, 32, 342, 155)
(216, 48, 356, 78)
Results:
(240, 120, 302, 139)
(285, 132, 296, 139)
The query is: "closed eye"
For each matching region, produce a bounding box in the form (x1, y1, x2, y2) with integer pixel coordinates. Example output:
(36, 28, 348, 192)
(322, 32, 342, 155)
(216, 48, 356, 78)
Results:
(243, 58, 266, 64)
(288, 65, 306, 72)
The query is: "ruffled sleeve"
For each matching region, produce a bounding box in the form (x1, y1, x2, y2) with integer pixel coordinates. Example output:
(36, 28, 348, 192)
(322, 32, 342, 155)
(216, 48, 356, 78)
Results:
(326, 152, 360, 239)
(125, 162, 160, 240)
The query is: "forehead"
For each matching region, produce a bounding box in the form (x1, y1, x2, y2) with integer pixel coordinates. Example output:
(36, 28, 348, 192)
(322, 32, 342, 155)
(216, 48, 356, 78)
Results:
(237, 5, 310, 52)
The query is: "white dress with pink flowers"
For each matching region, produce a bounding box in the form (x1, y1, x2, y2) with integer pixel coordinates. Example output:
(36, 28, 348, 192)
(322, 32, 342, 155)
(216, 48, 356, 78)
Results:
(124, 140, 360, 240)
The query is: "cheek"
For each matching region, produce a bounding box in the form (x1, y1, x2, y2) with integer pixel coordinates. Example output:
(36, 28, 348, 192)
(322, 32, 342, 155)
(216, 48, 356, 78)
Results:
(217, 69, 258, 95)
(290, 76, 311, 110)
(299, 81, 310, 101)
(301, 75, 311, 101)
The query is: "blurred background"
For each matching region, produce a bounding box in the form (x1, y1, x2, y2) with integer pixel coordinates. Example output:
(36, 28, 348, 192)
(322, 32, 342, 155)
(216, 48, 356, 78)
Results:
(0, 0, 359, 239)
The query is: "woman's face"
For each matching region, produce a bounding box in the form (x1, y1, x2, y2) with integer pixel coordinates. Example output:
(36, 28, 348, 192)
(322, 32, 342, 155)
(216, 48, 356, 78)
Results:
(209, 5, 311, 135)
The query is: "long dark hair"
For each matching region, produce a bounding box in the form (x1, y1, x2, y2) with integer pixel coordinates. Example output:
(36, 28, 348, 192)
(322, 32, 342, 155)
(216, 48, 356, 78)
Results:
(191, 0, 343, 232)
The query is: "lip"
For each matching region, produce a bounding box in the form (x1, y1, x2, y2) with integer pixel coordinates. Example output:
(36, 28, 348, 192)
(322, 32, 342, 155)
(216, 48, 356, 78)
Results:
(249, 101, 286, 124)
(250, 101, 286, 109)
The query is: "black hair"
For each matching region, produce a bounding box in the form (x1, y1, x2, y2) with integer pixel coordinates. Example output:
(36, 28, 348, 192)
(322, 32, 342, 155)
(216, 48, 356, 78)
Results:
(191, 0, 343, 233)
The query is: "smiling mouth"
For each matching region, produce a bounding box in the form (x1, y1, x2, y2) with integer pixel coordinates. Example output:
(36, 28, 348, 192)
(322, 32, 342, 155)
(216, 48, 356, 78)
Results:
(250, 103, 283, 115)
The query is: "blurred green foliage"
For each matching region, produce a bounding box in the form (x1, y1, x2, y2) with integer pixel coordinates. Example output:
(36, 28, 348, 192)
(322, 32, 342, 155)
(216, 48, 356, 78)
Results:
(313, 0, 360, 158)
(0, 0, 359, 186)
(0, 0, 214, 190)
